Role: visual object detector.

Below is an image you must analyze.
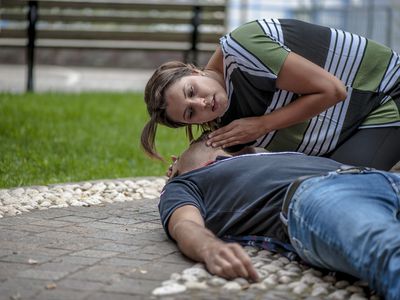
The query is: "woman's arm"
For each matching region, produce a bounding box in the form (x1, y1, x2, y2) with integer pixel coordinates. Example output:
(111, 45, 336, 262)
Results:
(169, 205, 259, 281)
(207, 52, 347, 148)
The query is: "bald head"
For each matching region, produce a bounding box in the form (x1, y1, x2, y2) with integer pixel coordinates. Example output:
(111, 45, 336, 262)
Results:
(170, 134, 229, 178)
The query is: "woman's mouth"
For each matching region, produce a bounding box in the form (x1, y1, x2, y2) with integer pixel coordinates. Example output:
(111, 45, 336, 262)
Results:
(212, 96, 217, 112)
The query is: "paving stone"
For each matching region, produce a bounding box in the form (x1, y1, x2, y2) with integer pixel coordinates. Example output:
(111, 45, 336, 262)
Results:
(30, 219, 72, 228)
(69, 265, 137, 283)
(0, 262, 33, 280)
(70, 249, 119, 258)
(98, 216, 140, 225)
(8, 224, 53, 233)
(28, 209, 73, 219)
(91, 242, 141, 253)
(54, 215, 96, 223)
(34, 262, 84, 273)
(119, 251, 164, 261)
(157, 251, 195, 265)
(51, 255, 102, 266)
(47, 237, 106, 251)
(0, 253, 53, 265)
(98, 257, 147, 268)
(102, 277, 161, 295)
(33, 288, 90, 300)
(55, 278, 106, 292)
(16, 269, 70, 281)
(0, 228, 31, 241)
(0, 278, 47, 299)
(0, 216, 42, 226)
(85, 292, 147, 300)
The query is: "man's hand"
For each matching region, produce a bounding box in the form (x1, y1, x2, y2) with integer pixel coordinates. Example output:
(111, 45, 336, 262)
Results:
(169, 206, 259, 282)
(201, 240, 259, 281)
(207, 117, 269, 148)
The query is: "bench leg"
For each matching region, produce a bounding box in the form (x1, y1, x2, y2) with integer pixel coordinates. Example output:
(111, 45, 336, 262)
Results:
(27, 1, 38, 92)
(185, 5, 201, 65)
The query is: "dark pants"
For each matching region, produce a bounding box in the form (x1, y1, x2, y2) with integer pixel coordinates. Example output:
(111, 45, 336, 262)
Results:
(325, 127, 400, 171)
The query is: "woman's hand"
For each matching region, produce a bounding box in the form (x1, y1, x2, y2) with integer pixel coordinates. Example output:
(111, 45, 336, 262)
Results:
(201, 240, 259, 281)
(166, 155, 178, 178)
(207, 116, 269, 148)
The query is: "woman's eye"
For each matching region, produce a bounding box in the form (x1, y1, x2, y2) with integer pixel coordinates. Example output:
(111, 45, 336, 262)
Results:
(189, 86, 194, 97)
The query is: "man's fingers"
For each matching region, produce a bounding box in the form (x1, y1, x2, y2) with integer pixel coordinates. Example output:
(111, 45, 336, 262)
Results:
(230, 244, 259, 281)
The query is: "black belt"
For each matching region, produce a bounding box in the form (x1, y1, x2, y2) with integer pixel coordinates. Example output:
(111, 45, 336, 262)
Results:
(280, 165, 372, 230)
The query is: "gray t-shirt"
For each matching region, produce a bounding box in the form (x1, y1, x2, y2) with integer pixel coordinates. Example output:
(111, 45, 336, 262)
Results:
(159, 152, 342, 242)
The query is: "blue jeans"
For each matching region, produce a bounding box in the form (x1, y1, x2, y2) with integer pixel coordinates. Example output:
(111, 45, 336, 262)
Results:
(287, 169, 400, 300)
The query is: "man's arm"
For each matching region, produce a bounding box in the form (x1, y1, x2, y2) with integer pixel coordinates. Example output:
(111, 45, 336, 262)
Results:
(168, 205, 259, 281)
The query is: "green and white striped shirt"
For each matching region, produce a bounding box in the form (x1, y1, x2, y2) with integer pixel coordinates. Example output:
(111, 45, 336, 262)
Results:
(220, 18, 400, 155)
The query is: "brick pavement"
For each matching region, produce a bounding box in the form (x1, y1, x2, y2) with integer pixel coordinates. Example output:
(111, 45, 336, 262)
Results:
(0, 197, 194, 300)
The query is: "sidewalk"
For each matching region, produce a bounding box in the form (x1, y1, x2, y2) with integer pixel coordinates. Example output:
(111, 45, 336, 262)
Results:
(0, 64, 153, 93)
(0, 178, 379, 300)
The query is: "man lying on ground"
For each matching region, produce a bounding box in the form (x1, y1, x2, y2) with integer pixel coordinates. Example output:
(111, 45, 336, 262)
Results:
(158, 133, 400, 300)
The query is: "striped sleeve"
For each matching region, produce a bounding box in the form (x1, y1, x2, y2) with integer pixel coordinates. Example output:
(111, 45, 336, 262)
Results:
(230, 19, 290, 76)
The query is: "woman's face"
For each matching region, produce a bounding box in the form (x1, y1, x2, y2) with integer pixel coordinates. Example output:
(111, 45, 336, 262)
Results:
(165, 74, 228, 124)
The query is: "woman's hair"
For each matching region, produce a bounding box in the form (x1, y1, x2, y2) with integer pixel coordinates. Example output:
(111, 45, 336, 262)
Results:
(140, 61, 214, 160)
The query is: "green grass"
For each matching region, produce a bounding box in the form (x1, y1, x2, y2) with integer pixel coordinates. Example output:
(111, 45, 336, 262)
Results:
(0, 92, 190, 189)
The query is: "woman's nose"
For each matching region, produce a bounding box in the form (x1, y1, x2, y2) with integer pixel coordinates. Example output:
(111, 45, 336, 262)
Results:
(195, 97, 211, 108)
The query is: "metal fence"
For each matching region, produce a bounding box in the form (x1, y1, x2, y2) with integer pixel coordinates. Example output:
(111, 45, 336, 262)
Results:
(227, 0, 400, 52)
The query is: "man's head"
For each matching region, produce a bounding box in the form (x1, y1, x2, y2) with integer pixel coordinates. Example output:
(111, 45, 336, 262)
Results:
(169, 132, 229, 179)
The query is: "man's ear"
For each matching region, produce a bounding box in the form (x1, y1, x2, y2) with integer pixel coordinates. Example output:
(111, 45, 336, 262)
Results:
(191, 69, 205, 76)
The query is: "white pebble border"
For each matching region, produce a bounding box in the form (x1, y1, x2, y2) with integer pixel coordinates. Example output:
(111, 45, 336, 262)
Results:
(0, 177, 166, 218)
(153, 247, 380, 299)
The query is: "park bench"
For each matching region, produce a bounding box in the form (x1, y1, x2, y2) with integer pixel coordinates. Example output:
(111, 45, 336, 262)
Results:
(0, 0, 227, 91)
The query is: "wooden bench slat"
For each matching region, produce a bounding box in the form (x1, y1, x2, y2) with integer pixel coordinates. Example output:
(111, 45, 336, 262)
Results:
(0, 38, 218, 52)
(2, 0, 226, 12)
(0, 28, 224, 43)
(1, 12, 225, 26)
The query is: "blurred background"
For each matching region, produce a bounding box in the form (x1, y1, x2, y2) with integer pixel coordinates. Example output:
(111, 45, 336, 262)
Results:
(0, 0, 399, 188)
(1, 0, 399, 92)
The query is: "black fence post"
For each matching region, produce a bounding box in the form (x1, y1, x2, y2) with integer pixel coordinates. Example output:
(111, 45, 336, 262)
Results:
(185, 5, 201, 65)
(27, 1, 38, 92)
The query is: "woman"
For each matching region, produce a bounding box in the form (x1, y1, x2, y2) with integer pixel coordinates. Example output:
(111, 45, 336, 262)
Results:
(141, 18, 400, 170)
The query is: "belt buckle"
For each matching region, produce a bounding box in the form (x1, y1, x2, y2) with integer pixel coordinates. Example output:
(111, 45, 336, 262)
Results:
(336, 165, 370, 174)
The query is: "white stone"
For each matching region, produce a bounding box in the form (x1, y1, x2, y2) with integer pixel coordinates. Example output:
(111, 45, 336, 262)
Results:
(2, 196, 17, 205)
(349, 294, 368, 300)
(222, 281, 242, 291)
(335, 280, 350, 289)
(311, 285, 329, 296)
(11, 188, 25, 196)
(152, 283, 186, 296)
(170, 273, 182, 281)
(261, 264, 281, 273)
(184, 281, 208, 289)
(40, 201, 51, 207)
(327, 289, 350, 300)
(346, 285, 364, 294)
(278, 270, 299, 278)
(278, 275, 292, 284)
(81, 182, 92, 190)
(181, 273, 198, 282)
(182, 267, 210, 280)
(208, 276, 227, 287)
(292, 282, 309, 295)
(36, 186, 48, 192)
(249, 282, 266, 290)
(263, 274, 278, 286)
